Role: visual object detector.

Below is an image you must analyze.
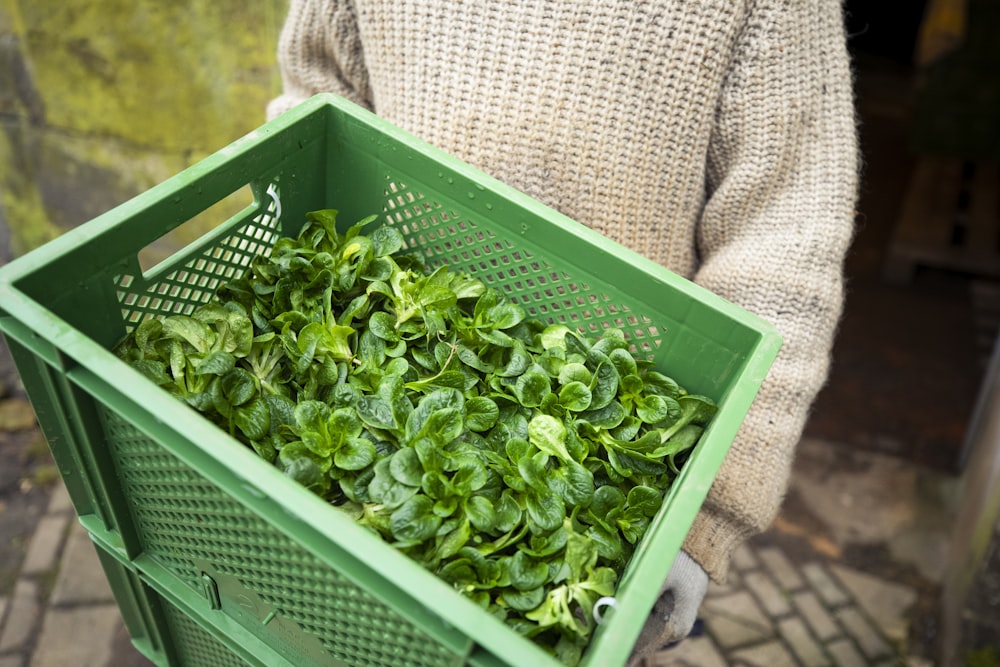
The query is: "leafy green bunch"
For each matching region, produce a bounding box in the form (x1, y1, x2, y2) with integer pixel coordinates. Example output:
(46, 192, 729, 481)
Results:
(113, 210, 716, 665)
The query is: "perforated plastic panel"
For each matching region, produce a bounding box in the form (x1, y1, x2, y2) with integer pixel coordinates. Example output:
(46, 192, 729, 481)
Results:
(100, 408, 464, 667)
(115, 183, 282, 331)
(383, 180, 665, 357)
(163, 605, 251, 667)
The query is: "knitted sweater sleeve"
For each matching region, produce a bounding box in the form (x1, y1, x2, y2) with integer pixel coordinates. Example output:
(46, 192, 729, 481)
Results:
(266, 0, 371, 119)
(683, 0, 858, 580)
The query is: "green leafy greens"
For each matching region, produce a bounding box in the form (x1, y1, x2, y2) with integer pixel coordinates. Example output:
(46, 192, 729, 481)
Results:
(113, 209, 717, 665)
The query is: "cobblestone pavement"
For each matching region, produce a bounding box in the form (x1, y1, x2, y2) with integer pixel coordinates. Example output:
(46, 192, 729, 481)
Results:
(641, 542, 929, 667)
(0, 481, 151, 667)
(0, 438, 946, 667)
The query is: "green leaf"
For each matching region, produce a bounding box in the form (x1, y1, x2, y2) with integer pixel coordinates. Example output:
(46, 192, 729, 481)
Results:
(586, 523, 624, 562)
(371, 225, 404, 257)
(220, 368, 259, 406)
(405, 389, 464, 442)
(389, 448, 424, 486)
(606, 448, 666, 478)
(424, 407, 464, 445)
(539, 325, 572, 351)
(588, 361, 619, 410)
(391, 495, 442, 542)
(517, 450, 549, 490)
(558, 381, 592, 412)
(503, 586, 545, 612)
(162, 316, 211, 353)
(580, 401, 626, 429)
(334, 438, 376, 471)
(608, 347, 637, 379)
(563, 529, 598, 584)
(453, 460, 489, 494)
(357, 395, 397, 431)
(636, 394, 671, 424)
(520, 526, 568, 559)
(549, 460, 594, 507)
(642, 371, 682, 398)
(368, 458, 419, 509)
(465, 396, 500, 432)
(558, 362, 591, 386)
(508, 551, 549, 591)
(525, 488, 564, 532)
(658, 394, 717, 442)
(465, 495, 498, 533)
(368, 311, 399, 341)
(233, 398, 270, 441)
(195, 351, 236, 376)
(512, 370, 551, 407)
(495, 340, 531, 377)
(626, 486, 662, 518)
(279, 442, 331, 493)
(591, 485, 626, 519)
(528, 414, 572, 462)
(436, 518, 470, 560)
(495, 490, 523, 533)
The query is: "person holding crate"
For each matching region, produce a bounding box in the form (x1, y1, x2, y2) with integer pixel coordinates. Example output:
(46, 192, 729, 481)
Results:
(267, 1, 859, 662)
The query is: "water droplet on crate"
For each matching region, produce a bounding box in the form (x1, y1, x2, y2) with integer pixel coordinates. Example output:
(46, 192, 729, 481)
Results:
(485, 203, 494, 210)
(467, 192, 475, 199)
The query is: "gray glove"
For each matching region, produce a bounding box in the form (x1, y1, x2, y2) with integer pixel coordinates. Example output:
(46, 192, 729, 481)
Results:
(627, 550, 709, 666)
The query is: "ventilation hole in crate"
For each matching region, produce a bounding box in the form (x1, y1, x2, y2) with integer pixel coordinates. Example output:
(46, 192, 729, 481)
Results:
(114, 184, 282, 332)
(99, 409, 462, 667)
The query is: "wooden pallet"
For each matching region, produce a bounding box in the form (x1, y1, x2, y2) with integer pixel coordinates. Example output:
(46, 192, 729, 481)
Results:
(884, 157, 1000, 283)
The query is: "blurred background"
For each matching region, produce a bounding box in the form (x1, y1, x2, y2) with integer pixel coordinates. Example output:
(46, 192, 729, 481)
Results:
(0, 0, 998, 665)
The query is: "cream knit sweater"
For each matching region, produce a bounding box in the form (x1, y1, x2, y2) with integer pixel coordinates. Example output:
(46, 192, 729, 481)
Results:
(268, 0, 858, 582)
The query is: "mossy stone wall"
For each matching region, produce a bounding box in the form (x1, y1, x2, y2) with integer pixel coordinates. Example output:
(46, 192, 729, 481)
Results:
(0, 0, 288, 259)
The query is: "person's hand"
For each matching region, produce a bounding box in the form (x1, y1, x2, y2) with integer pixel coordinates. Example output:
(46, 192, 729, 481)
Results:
(627, 550, 709, 666)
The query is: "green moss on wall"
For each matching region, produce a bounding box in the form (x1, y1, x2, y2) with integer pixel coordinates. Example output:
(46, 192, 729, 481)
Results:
(18, 0, 287, 153)
(1, 0, 289, 258)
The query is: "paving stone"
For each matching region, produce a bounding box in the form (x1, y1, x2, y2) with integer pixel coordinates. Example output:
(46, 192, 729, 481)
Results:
(46, 481, 72, 514)
(801, 563, 850, 607)
(0, 595, 8, 629)
(29, 604, 122, 667)
(0, 580, 38, 652)
(50, 523, 113, 605)
(827, 638, 867, 667)
(778, 617, 830, 667)
(731, 544, 759, 572)
(792, 590, 841, 641)
(21, 514, 70, 575)
(829, 564, 917, 643)
(647, 636, 727, 667)
(0, 656, 26, 667)
(744, 570, 792, 616)
(757, 547, 804, 592)
(702, 591, 776, 646)
(703, 613, 774, 650)
(834, 607, 893, 660)
(728, 639, 798, 666)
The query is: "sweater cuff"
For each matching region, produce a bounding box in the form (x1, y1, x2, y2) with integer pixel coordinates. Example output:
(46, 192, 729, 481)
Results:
(682, 505, 757, 583)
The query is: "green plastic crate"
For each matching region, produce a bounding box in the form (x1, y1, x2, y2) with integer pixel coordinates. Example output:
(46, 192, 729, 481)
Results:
(0, 94, 781, 667)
